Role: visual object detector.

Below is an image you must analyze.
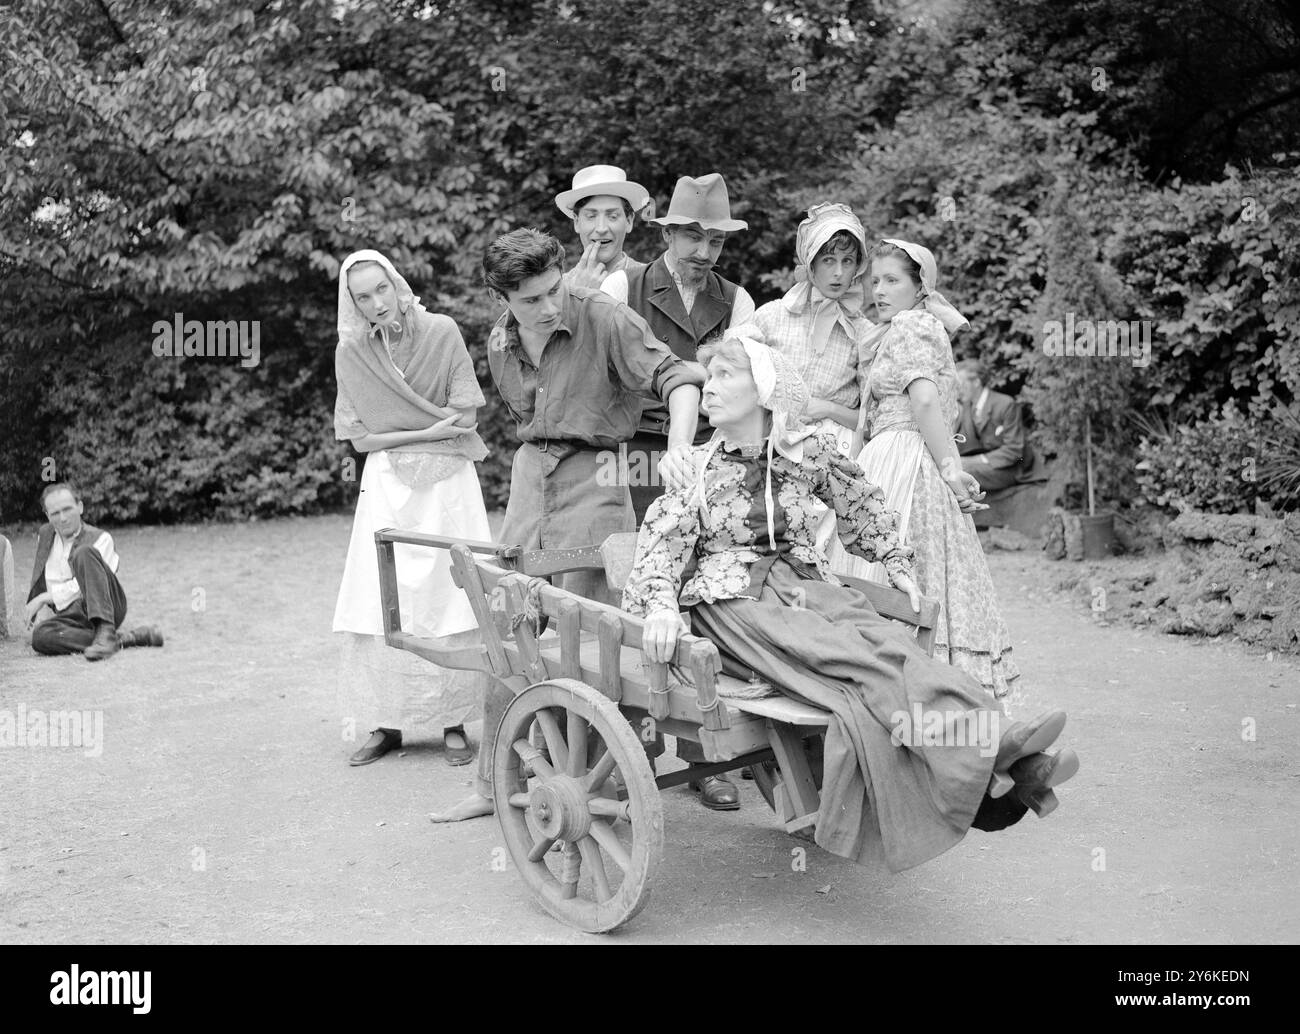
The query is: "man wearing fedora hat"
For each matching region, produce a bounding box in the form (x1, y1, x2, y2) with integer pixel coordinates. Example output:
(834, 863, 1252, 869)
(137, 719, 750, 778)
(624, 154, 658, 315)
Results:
(555, 164, 650, 290)
(603, 174, 756, 517)
(602, 173, 755, 812)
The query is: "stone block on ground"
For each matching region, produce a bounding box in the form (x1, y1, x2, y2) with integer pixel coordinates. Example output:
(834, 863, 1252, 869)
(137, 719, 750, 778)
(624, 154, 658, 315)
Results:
(1, 534, 18, 638)
(973, 468, 1066, 541)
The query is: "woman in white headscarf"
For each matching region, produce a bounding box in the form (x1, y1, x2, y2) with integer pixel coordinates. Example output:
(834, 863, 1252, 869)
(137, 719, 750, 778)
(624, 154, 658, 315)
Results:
(842, 238, 1023, 712)
(621, 330, 1078, 872)
(754, 203, 874, 447)
(332, 250, 492, 767)
(752, 203, 875, 566)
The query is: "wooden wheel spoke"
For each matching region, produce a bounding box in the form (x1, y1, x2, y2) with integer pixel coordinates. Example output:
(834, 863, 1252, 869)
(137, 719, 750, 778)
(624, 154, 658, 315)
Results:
(511, 738, 554, 779)
(566, 711, 588, 778)
(578, 836, 613, 902)
(492, 680, 664, 932)
(584, 748, 616, 791)
(588, 820, 631, 874)
(588, 797, 631, 822)
(559, 843, 581, 900)
(534, 708, 569, 773)
(527, 836, 557, 863)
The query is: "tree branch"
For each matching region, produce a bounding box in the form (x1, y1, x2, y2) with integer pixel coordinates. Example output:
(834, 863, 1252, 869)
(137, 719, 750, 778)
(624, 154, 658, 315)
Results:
(92, 0, 144, 67)
(1211, 83, 1300, 142)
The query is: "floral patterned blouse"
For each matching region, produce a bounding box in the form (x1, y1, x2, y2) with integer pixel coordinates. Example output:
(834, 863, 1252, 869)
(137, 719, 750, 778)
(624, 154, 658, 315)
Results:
(865, 309, 959, 437)
(622, 431, 915, 616)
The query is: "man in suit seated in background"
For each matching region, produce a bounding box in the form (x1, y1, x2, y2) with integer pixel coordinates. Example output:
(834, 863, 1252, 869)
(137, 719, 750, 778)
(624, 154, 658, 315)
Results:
(953, 360, 1044, 492)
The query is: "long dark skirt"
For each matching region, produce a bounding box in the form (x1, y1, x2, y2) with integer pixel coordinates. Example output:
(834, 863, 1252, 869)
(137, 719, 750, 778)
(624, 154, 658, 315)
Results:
(690, 559, 1005, 872)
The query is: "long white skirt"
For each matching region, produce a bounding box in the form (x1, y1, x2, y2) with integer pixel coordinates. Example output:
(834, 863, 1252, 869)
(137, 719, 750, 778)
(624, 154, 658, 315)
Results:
(333, 452, 491, 738)
(835, 428, 924, 584)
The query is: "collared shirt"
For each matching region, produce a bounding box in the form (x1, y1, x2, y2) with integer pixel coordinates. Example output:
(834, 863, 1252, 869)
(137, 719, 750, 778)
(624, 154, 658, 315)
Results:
(487, 286, 703, 448)
(45, 527, 119, 611)
(621, 432, 913, 617)
(601, 255, 756, 327)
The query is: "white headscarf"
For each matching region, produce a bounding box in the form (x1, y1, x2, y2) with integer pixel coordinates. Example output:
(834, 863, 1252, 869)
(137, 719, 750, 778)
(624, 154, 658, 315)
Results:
(337, 249, 425, 351)
(879, 238, 969, 335)
(781, 203, 870, 353)
(695, 328, 816, 551)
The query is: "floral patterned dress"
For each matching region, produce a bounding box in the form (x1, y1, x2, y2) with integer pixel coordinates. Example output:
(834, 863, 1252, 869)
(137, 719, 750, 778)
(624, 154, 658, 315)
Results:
(841, 309, 1024, 710)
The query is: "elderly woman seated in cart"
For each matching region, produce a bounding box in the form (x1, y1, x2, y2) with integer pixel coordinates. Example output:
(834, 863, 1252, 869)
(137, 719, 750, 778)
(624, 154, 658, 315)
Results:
(625, 330, 1080, 871)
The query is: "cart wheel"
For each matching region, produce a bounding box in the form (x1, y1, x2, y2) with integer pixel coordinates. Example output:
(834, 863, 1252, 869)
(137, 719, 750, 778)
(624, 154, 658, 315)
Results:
(494, 678, 663, 933)
(751, 734, 825, 841)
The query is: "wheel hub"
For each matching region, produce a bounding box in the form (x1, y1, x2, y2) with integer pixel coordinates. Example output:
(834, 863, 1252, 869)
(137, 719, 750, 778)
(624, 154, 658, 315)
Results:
(529, 776, 592, 841)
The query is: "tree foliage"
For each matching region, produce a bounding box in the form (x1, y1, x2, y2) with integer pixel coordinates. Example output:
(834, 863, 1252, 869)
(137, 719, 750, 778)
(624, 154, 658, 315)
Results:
(0, 0, 1297, 522)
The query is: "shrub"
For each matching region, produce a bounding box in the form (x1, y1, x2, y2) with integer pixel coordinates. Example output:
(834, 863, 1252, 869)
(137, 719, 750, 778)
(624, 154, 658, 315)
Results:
(1132, 404, 1296, 513)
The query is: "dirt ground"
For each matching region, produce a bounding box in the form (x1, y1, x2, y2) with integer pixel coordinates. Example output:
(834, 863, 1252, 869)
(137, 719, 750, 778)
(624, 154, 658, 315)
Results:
(1, 514, 1297, 944)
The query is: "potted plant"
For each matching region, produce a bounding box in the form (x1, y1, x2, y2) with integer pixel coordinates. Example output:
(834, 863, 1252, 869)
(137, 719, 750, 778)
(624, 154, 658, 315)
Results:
(1023, 178, 1139, 559)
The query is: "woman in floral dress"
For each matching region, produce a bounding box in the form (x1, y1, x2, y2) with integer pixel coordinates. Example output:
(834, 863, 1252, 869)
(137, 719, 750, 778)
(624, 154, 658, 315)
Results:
(839, 239, 1023, 711)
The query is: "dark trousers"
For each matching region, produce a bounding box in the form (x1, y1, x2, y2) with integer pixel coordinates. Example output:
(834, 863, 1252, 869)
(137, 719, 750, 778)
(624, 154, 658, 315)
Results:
(960, 453, 1020, 492)
(31, 545, 128, 656)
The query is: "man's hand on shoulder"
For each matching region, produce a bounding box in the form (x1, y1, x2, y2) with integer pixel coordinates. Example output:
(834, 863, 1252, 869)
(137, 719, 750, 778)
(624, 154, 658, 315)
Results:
(659, 444, 700, 494)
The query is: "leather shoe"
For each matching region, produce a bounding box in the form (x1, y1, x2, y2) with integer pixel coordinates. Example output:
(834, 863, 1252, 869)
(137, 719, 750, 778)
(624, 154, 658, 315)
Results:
(84, 622, 120, 662)
(120, 625, 164, 648)
(1010, 748, 1080, 817)
(689, 773, 740, 811)
(349, 728, 402, 766)
(442, 725, 475, 767)
(989, 710, 1067, 796)
(1011, 748, 1079, 792)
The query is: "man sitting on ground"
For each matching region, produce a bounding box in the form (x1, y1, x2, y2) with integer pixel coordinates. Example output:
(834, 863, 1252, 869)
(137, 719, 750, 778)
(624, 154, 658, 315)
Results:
(25, 482, 163, 661)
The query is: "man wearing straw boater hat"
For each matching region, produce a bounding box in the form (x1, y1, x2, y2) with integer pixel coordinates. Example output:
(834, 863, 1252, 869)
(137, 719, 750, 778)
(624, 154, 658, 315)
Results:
(602, 173, 756, 812)
(555, 164, 651, 290)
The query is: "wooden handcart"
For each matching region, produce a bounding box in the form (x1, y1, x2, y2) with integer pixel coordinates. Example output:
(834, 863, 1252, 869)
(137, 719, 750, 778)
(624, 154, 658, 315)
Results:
(375, 528, 939, 933)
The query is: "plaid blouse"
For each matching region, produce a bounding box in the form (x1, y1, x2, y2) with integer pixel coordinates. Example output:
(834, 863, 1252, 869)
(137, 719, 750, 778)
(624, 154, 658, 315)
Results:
(753, 298, 873, 410)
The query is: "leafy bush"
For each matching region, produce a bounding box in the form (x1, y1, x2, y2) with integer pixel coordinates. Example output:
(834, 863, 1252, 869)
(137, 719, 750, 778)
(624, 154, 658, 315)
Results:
(39, 339, 351, 523)
(1109, 162, 1300, 419)
(1133, 407, 1264, 513)
(1133, 399, 1300, 515)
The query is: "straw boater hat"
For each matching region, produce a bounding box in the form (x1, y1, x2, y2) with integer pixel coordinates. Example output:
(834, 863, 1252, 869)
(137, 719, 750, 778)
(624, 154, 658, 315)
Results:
(554, 165, 651, 219)
(648, 173, 748, 232)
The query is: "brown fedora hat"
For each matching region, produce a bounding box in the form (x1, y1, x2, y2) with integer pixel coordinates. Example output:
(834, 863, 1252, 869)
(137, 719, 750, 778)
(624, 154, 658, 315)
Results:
(647, 173, 748, 232)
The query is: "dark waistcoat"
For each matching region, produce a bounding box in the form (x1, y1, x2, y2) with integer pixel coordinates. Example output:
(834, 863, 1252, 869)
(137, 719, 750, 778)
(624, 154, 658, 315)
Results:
(625, 256, 739, 441)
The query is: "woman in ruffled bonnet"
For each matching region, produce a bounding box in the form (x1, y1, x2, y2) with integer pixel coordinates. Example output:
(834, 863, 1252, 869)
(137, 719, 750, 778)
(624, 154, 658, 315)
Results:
(331, 250, 492, 768)
(623, 331, 1080, 871)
